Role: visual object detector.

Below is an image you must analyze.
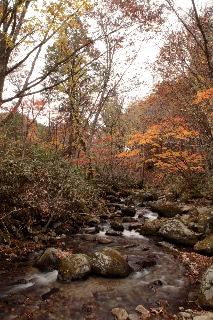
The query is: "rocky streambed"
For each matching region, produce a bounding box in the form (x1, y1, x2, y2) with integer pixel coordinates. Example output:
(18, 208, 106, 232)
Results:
(0, 192, 213, 320)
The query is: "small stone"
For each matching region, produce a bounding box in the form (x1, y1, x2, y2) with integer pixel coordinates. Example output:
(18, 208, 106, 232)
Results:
(116, 297, 122, 301)
(179, 307, 185, 311)
(111, 307, 129, 320)
(33, 236, 39, 243)
(135, 305, 150, 319)
(178, 312, 191, 318)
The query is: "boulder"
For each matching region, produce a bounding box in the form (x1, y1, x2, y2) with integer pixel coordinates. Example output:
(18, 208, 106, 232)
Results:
(57, 254, 92, 282)
(36, 248, 60, 271)
(198, 265, 213, 308)
(196, 207, 213, 236)
(159, 219, 199, 245)
(121, 206, 136, 217)
(140, 219, 163, 236)
(194, 235, 213, 256)
(150, 202, 182, 218)
(92, 247, 132, 277)
(110, 221, 124, 232)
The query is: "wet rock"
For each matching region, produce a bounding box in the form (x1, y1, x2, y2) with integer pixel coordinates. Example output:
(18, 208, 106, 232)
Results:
(150, 202, 182, 218)
(135, 305, 150, 319)
(194, 234, 213, 255)
(129, 223, 143, 231)
(188, 290, 198, 301)
(150, 279, 164, 288)
(97, 237, 113, 244)
(196, 208, 213, 236)
(140, 218, 163, 236)
(92, 247, 132, 277)
(87, 217, 100, 227)
(159, 219, 199, 246)
(110, 221, 124, 232)
(82, 227, 97, 234)
(121, 206, 136, 217)
(37, 248, 60, 271)
(123, 217, 137, 223)
(57, 254, 92, 282)
(137, 255, 157, 269)
(198, 264, 213, 308)
(81, 234, 97, 241)
(111, 307, 129, 320)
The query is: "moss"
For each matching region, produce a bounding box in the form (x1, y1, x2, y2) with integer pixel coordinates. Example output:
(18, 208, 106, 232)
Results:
(140, 219, 163, 236)
(58, 254, 92, 282)
(92, 248, 132, 278)
(194, 235, 213, 256)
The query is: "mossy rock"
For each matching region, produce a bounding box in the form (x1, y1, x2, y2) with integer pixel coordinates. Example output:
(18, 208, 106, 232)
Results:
(140, 219, 163, 236)
(57, 254, 92, 282)
(198, 265, 213, 308)
(194, 235, 213, 256)
(150, 202, 182, 218)
(92, 247, 132, 278)
(196, 208, 213, 236)
(37, 248, 60, 272)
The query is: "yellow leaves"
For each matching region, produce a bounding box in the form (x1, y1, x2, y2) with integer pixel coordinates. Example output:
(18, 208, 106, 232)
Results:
(194, 87, 213, 104)
(117, 149, 140, 158)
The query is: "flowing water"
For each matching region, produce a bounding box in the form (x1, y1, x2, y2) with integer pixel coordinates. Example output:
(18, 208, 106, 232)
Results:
(0, 207, 190, 320)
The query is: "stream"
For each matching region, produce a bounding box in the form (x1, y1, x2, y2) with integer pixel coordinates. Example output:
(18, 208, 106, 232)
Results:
(0, 206, 191, 320)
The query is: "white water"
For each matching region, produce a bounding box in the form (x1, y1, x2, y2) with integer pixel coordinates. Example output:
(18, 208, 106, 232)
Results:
(1, 270, 58, 297)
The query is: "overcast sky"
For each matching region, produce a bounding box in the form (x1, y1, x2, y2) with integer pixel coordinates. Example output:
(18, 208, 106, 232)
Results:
(120, 0, 212, 105)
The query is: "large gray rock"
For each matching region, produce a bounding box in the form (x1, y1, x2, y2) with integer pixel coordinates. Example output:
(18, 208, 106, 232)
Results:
(159, 219, 199, 245)
(198, 265, 213, 309)
(92, 247, 132, 278)
(57, 254, 92, 282)
(36, 248, 60, 271)
(194, 235, 213, 256)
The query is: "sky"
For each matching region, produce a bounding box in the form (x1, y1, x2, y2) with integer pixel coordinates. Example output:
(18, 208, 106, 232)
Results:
(120, 0, 212, 105)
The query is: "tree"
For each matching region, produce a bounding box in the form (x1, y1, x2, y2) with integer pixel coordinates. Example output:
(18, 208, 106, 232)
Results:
(152, 1, 213, 173)
(0, 0, 92, 106)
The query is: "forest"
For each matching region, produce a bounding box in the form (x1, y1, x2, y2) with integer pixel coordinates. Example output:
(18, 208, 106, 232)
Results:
(0, 0, 213, 319)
